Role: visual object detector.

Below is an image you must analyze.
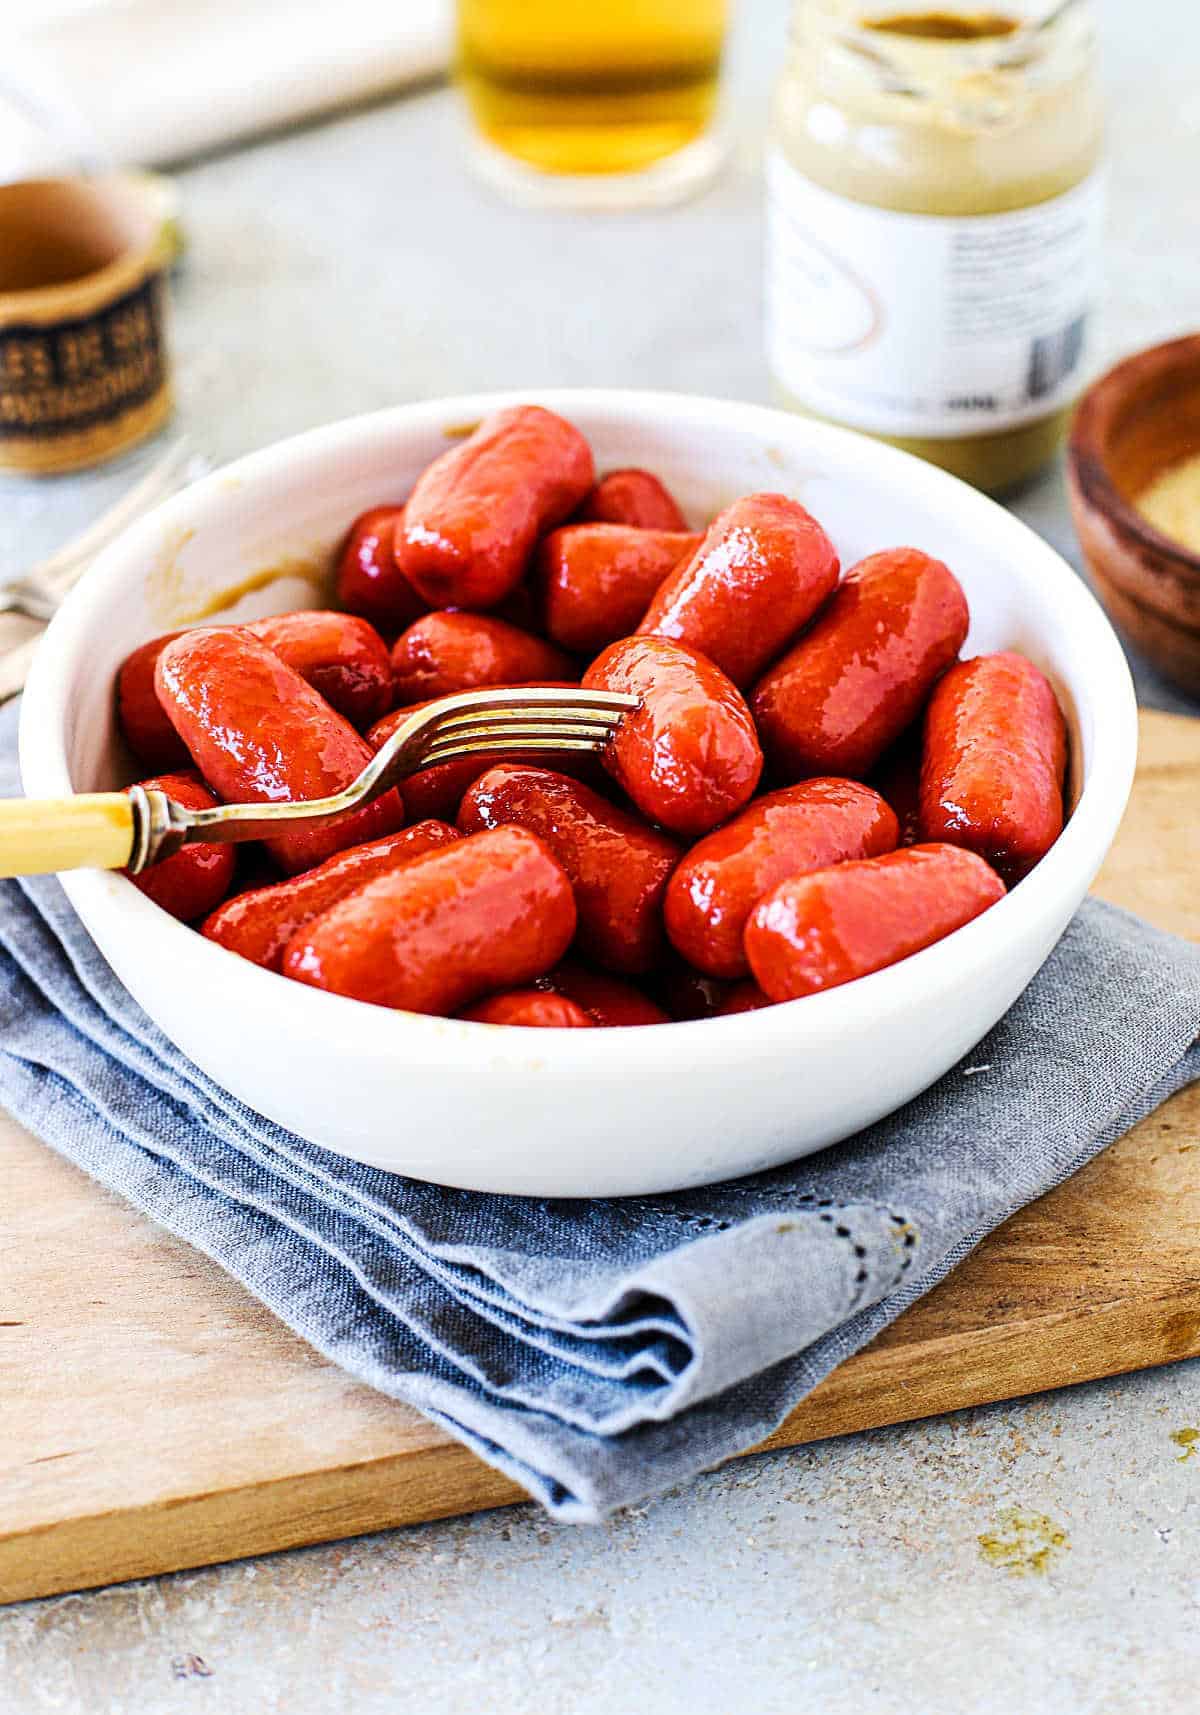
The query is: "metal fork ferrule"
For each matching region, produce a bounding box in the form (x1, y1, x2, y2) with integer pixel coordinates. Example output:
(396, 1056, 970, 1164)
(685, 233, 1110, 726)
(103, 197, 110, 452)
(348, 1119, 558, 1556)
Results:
(127, 787, 190, 874)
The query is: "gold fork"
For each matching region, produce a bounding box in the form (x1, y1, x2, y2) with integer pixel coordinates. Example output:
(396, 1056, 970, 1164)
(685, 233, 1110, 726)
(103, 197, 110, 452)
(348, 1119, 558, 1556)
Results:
(0, 685, 638, 880)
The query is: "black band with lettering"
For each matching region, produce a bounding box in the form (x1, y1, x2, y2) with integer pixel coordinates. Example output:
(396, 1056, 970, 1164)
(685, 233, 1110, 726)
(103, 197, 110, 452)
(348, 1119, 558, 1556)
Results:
(0, 274, 168, 443)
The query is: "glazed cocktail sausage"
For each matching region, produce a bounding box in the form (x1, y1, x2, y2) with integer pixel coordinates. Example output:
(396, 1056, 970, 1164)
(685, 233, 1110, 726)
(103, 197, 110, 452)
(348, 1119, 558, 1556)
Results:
(460, 990, 594, 1027)
(155, 628, 404, 875)
(919, 652, 1067, 885)
(583, 636, 763, 836)
(873, 735, 923, 848)
(335, 504, 427, 633)
(715, 981, 773, 1015)
(125, 771, 236, 922)
(745, 843, 1005, 1001)
(459, 765, 681, 974)
(119, 610, 393, 767)
(201, 820, 459, 970)
(117, 632, 191, 770)
(664, 778, 899, 978)
(540, 960, 670, 1026)
(638, 493, 839, 687)
(652, 955, 732, 1021)
(752, 548, 969, 780)
(396, 406, 594, 609)
(576, 468, 687, 531)
(535, 524, 702, 654)
(249, 611, 393, 730)
(282, 827, 577, 1015)
(390, 611, 574, 704)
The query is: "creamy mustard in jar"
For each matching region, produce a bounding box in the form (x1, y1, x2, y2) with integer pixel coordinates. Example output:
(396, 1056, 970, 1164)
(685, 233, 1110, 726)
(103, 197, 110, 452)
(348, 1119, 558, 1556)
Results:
(765, 1, 1104, 492)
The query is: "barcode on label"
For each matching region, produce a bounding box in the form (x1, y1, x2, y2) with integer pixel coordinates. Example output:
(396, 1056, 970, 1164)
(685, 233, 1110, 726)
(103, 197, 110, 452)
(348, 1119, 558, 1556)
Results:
(1025, 316, 1087, 402)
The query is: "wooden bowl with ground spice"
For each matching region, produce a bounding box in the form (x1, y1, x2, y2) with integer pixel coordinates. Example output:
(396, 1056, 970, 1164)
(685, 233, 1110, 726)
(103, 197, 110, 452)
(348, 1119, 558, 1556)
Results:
(1067, 334, 1200, 695)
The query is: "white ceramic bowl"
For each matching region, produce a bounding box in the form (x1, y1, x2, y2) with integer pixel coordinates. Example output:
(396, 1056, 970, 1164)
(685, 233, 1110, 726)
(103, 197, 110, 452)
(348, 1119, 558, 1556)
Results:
(19, 391, 1138, 1197)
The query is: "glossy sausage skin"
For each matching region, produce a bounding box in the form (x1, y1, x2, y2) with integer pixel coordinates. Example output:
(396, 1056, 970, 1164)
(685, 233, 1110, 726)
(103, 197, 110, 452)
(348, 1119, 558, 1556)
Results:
(873, 735, 923, 848)
(489, 581, 543, 637)
(540, 960, 670, 1026)
(919, 652, 1067, 885)
(125, 771, 236, 922)
(664, 778, 899, 978)
(458, 765, 681, 974)
(745, 843, 1006, 1002)
(460, 990, 594, 1027)
(367, 683, 585, 822)
(156, 629, 404, 875)
(119, 610, 393, 766)
(716, 981, 774, 1015)
(117, 632, 189, 770)
(282, 827, 577, 1015)
(576, 468, 688, 531)
(583, 636, 763, 837)
(390, 611, 574, 704)
(396, 406, 594, 609)
(249, 611, 393, 730)
(752, 548, 969, 781)
(652, 956, 732, 1021)
(201, 820, 459, 970)
(535, 524, 702, 654)
(334, 505, 427, 633)
(638, 493, 840, 687)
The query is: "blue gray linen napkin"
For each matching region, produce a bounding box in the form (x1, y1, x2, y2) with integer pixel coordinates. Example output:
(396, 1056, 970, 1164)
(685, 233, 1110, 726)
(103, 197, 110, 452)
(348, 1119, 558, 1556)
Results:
(2, 698, 1199, 1521)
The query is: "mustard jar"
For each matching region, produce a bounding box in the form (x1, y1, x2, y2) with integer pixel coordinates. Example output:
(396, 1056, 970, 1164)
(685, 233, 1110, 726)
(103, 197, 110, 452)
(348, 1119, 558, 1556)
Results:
(764, 1, 1104, 493)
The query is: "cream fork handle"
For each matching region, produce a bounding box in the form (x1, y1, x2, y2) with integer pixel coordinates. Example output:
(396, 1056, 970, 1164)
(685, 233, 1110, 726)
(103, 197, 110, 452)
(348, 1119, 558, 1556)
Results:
(0, 794, 135, 878)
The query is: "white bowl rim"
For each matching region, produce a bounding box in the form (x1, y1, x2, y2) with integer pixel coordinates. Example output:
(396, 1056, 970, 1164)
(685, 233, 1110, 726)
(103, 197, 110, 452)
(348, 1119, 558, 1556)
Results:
(20, 387, 1139, 1075)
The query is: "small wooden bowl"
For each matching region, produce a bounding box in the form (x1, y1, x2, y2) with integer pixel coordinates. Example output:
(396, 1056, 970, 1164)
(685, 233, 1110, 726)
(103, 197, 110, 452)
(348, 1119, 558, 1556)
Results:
(1067, 334, 1200, 695)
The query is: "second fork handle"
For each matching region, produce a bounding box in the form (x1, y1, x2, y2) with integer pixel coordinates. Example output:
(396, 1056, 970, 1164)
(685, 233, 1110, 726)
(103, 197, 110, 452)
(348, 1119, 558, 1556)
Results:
(0, 630, 46, 705)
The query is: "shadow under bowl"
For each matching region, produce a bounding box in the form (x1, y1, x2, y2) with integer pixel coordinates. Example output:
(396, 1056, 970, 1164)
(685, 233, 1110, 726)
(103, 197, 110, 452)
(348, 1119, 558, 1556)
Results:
(1067, 333, 1200, 695)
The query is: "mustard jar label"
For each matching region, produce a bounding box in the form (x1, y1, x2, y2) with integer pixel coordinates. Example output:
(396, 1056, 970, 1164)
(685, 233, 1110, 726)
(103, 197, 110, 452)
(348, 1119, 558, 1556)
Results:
(765, 153, 1106, 439)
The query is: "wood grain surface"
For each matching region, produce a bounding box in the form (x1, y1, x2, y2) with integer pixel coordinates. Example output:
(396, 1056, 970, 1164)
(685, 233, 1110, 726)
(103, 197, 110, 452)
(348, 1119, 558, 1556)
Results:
(2, 709, 1197, 1605)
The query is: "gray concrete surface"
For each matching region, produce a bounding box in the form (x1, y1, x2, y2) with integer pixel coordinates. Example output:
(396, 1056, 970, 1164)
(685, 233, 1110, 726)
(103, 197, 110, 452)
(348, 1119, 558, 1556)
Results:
(2, 1, 1199, 1709)
(3, 1363, 1200, 1714)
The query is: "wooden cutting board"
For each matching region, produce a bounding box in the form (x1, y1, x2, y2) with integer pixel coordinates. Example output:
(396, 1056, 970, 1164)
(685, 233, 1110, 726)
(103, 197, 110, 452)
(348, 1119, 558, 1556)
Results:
(3, 708, 1198, 1606)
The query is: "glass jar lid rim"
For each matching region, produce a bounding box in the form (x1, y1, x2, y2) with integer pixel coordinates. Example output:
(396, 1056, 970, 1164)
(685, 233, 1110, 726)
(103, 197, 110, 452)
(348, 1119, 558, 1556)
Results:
(806, 0, 1085, 50)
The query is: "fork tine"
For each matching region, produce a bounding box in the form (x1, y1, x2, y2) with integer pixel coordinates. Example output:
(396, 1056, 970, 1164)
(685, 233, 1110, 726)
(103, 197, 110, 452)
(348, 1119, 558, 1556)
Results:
(418, 740, 610, 768)
(424, 708, 625, 739)
(420, 717, 623, 748)
(418, 720, 620, 755)
(428, 702, 627, 724)
(428, 704, 625, 728)
(420, 736, 610, 764)
(425, 689, 634, 727)
(425, 685, 633, 705)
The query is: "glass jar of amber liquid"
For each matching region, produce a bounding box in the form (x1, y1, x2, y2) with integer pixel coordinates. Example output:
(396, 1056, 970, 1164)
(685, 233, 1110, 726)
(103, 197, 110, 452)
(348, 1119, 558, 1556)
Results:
(765, 2, 1104, 493)
(457, 0, 728, 207)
